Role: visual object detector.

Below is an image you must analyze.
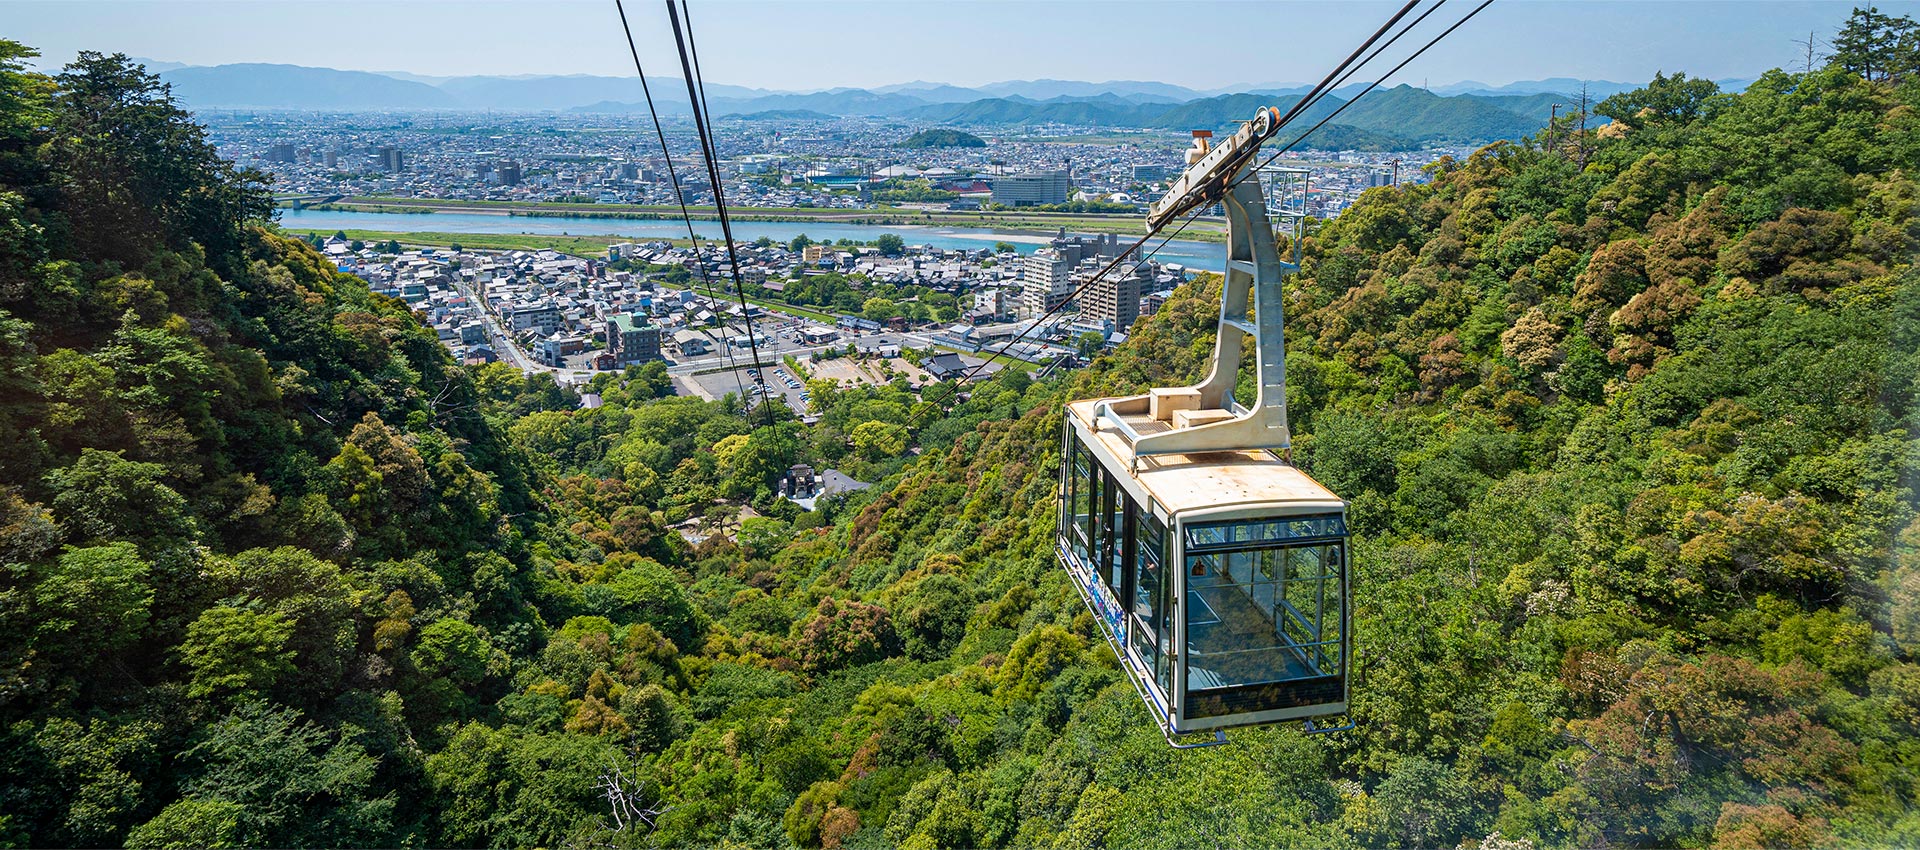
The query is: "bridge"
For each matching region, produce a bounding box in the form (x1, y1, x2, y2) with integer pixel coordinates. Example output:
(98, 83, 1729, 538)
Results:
(273, 194, 344, 209)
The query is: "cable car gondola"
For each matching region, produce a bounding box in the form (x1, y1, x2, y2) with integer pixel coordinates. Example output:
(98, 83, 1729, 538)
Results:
(1057, 111, 1349, 746)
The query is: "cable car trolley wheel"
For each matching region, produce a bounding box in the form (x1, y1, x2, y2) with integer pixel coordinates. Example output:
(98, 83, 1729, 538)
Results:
(1056, 113, 1350, 746)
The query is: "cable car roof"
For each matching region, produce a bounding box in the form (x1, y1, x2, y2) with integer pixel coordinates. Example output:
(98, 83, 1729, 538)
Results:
(1067, 399, 1343, 520)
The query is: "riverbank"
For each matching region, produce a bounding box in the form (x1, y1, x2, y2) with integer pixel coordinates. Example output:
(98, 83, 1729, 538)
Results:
(294, 229, 650, 256)
(285, 195, 1229, 242)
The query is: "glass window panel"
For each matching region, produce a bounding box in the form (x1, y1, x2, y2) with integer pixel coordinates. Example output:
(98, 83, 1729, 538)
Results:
(1128, 516, 1161, 685)
(1146, 515, 1171, 694)
(1186, 514, 1345, 551)
(1078, 454, 1097, 560)
(1185, 538, 1347, 690)
(1102, 471, 1124, 593)
(1060, 424, 1075, 541)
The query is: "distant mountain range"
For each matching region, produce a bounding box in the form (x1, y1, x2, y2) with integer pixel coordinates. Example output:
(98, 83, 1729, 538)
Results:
(148, 60, 1745, 147)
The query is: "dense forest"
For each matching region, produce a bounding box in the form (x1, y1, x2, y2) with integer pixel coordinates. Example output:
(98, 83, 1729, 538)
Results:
(1, 7, 1918, 848)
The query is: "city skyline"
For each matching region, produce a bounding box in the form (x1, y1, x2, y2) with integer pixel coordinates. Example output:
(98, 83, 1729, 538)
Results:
(10, 0, 1912, 93)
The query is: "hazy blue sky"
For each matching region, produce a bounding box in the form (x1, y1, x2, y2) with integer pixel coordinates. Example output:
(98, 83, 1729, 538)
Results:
(9, 0, 1916, 91)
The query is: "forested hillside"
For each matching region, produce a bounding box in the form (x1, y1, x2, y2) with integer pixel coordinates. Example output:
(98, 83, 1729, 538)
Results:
(1, 15, 1918, 850)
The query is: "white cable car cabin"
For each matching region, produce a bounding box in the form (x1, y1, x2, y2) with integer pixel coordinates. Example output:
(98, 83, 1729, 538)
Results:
(1055, 110, 1349, 746)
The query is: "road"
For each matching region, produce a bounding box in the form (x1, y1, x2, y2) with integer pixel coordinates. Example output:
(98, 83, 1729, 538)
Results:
(455, 279, 543, 373)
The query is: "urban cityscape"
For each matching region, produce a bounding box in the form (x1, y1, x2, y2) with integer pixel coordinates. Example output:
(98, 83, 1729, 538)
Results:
(235, 108, 1471, 398)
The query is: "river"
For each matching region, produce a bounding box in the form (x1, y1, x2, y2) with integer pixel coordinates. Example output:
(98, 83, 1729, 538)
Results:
(277, 208, 1229, 270)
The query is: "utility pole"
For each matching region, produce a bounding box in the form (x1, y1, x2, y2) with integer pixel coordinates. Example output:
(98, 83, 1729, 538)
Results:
(1390, 157, 1402, 186)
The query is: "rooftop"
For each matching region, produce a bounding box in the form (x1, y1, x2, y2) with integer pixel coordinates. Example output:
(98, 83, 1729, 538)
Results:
(1067, 397, 1343, 521)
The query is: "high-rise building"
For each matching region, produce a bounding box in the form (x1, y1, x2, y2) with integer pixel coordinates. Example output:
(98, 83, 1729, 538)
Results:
(607, 313, 662, 365)
(377, 146, 405, 172)
(265, 143, 296, 163)
(992, 169, 1070, 207)
(1081, 261, 1147, 332)
(497, 161, 522, 186)
(1021, 248, 1073, 316)
(323, 148, 339, 169)
(1132, 164, 1169, 182)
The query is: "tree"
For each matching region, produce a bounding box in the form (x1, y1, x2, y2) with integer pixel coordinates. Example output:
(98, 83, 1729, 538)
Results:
(1595, 71, 1720, 130)
(178, 607, 295, 699)
(993, 241, 1017, 254)
(51, 52, 270, 267)
(586, 556, 707, 649)
(738, 516, 792, 560)
(128, 703, 392, 848)
(0, 41, 53, 187)
(789, 233, 812, 252)
(46, 449, 195, 549)
(411, 618, 490, 687)
(874, 233, 905, 256)
(425, 724, 614, 847)
(795, 597, 896, 672)
(206, 547, 358, 701)
(862, 297, 898, 322)
(32, 542, 152, 657)
(1374, 757, 1476, 848)
(1076, 331, 1106, 359)
(899, 573, 972, 660)
(1829, 6, 1920, 82)
(849, 420, 908, 459)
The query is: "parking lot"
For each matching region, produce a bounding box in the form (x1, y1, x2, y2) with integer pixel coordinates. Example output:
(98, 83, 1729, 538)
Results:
(683, 362, 811, 415)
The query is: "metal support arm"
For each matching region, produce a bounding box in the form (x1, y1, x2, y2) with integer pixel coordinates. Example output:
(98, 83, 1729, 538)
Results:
(1127, 169, 1295, 459)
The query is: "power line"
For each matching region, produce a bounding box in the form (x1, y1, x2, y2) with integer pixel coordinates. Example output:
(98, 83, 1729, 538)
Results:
(612, 0, 751, 409)
(665, 0, 777, 429)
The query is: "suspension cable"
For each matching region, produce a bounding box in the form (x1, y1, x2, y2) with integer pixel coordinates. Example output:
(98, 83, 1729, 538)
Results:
(1283, 0, 1452, 132)
(1271, 0, 1423, 133)
(666, 0, 778, 429)
(905, 1, 1442, 425)
(612, 0, 751, 408)
(1243, 0, 1497, 181)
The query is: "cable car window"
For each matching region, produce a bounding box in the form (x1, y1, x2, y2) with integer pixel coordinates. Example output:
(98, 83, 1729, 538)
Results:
(1130, 513, 1172, 695)
(1069, 438, 1092, 563)
(1100, 469, 1125, 596)
(1186, 514, 1346, 550)
(1082, 454, 1101, 567)
(1059, 421, 1073, 548)
(1185, 539, 1345, 691)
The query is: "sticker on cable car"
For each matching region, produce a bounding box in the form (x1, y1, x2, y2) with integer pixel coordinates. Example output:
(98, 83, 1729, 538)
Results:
(1082, 573, 1126, 636)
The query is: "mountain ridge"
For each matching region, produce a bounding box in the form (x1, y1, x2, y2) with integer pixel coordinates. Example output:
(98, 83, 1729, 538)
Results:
(149, 62, 1618, 146)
